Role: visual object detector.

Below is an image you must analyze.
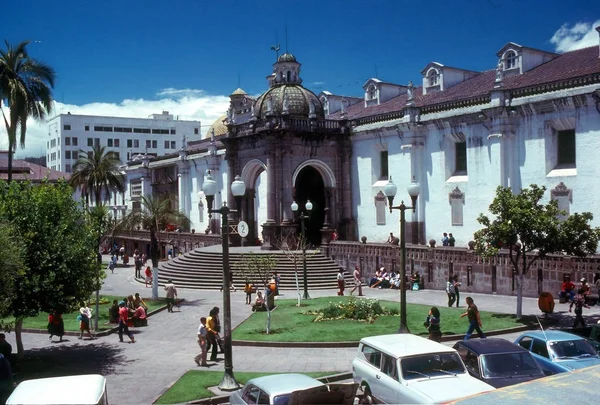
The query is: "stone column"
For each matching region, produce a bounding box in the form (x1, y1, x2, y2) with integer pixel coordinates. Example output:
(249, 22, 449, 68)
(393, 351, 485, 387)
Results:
(266, 149, 276, 223)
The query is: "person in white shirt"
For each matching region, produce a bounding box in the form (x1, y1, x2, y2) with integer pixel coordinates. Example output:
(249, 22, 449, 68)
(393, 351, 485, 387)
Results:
(194, 317, 208, 366)
(337, 269, 345, 296)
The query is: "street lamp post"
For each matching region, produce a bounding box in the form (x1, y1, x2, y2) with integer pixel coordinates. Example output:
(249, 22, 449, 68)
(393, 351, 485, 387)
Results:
(384, 177, 420, 334)
(291, 200, 313, 300)
(202, 171, 246, 391)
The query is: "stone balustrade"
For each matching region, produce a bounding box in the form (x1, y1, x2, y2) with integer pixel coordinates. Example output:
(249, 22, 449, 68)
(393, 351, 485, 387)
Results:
(328, 241, 600, 298)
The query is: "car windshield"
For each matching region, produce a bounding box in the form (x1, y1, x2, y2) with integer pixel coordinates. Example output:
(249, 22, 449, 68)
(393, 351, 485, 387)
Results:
(480, 352, 543, 378)
(549, 340, 597, 359)
(401, 352, 465, 380)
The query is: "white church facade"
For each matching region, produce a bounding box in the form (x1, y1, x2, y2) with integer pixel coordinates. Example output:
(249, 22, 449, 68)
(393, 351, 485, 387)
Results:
(122, 29, 600, 250)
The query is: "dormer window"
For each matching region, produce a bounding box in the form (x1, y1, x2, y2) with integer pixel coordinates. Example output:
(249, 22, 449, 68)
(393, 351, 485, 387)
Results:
(505, 51, 517, 69)
(367, 85, 377, 100)
(320, 97, 329, 115)
(427, 69, 439, 87)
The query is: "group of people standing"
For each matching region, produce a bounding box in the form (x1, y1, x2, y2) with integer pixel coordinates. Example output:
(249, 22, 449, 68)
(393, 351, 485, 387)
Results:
(445, 275, 462, 307)
(194, 306, 222, 367)
(424, 296, 486, 342)
(441, 232, 456, 246)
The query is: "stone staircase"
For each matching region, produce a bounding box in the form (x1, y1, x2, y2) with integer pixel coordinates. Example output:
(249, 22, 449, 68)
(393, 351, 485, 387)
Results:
(149, 246, 352, 290)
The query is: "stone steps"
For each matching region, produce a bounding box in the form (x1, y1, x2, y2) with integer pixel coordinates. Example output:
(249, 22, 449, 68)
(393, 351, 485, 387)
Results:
(152, 247, 353, 290)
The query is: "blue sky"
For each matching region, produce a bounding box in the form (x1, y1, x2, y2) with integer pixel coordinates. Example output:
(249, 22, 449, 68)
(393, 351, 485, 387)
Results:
(2, 0, 599, 157)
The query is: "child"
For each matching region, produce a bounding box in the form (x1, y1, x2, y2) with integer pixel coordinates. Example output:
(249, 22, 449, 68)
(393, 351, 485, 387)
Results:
(194, 317, 209, 366)
(244, 281, 254, 305)
(569, 288, 590, 328)
(145, 266, 152, 288)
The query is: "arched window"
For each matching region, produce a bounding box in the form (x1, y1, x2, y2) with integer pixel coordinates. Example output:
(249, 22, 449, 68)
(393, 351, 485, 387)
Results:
(505, 51, 517, 69)
(428, 69, 439, 86)
(367, 85, 377, 100)
(286, 71, 291, 82)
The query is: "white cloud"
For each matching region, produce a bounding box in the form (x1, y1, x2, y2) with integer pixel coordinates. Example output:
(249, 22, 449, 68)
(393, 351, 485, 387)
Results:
(2, 88, 231, 158)
(550, 20, 600, 52)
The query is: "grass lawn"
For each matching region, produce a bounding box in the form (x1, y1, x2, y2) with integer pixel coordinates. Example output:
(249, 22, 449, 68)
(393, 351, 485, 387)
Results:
(155, 370, 338, 404)
(1, 295, 167, 332)
(233, 296, 535, 342)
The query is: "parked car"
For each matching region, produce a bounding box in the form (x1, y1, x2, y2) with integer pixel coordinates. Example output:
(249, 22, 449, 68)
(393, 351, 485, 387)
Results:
(452, 338, 545, 388)
(6, 374, 107, 405)
(515, 330, 600, 374)
(553, 325, 600, 353)
(230, 374, 323, 405)
(352, 334, 494, 404)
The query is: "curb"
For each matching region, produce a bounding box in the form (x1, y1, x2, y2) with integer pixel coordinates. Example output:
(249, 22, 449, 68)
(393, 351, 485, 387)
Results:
(231, 323, 537, 348)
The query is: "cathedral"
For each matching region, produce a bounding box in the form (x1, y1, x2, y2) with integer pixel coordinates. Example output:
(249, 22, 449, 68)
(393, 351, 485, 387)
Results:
(123, 29, 600, 251)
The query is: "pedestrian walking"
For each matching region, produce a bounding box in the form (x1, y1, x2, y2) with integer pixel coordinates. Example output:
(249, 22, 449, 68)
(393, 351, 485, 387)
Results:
(117, 301, 135, 343)
(119, 245, 125, 260)
(461, 297, 486, 340)
(47, 311, 65, 342)
(108, 256, 116, 274)
(424, 307, 442, 342)
(569, 288, 590, 328)
(194, 317, 209, 367)
(78, 302, 94, 340)
(206, 307, 221, 362)
(145, 266, 153, 288)
(164, 279, 178, 312)
(446, 276, 456, 307)
(452, 275, 462, 308)
(244, 281, 254, 304)
(337, 268, 345, 296)
(350, 265, 363, 296)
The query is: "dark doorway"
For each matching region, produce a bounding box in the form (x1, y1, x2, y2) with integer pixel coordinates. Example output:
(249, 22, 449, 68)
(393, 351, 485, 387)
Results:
(294, 166, 325, 246)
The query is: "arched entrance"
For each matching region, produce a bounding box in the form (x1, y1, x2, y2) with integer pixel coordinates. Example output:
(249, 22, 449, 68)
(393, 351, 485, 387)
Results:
(294, 166, 325, 246)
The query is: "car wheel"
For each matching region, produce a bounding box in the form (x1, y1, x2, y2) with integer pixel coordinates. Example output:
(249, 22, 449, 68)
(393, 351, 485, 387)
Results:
(359, 386, 374, 405)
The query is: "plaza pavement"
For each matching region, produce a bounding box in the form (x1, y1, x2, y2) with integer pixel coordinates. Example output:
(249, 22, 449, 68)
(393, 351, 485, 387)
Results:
(4, 257, 600, 405)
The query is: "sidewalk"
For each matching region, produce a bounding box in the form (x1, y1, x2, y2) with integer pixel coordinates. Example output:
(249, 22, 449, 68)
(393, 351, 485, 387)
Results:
(4, 258, 599, 405)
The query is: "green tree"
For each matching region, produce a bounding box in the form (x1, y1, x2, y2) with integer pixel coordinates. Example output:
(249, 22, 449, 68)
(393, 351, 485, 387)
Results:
(121, 195, 190, 299)
(0, 40, 55, 183)
(69, 145, 125, 206)
(0, 181, 99, 356)
(0, 223, 26, 330)
(234, 253, 278, 333)
(474, 185, 600, 318)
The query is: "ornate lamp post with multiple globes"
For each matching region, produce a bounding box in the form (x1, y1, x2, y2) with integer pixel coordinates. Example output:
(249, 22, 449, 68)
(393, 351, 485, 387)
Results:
(291, 199, 313, 300)
(383, 177, 420, 334)
(202, 170, 246, 390)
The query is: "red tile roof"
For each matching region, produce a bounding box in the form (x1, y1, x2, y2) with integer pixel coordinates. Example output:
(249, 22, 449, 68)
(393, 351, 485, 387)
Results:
(0, 158, 69, 182)
(329, 46, 600, 121)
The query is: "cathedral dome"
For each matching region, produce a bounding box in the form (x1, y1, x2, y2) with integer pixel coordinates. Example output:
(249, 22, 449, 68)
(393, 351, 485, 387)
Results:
(204, 114, 228, 139)
(254, 84, 324, 120)
(277, 53, 297, 63)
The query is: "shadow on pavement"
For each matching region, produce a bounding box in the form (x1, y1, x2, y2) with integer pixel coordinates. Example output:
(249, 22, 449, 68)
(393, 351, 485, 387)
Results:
(14, 342, 130, 383)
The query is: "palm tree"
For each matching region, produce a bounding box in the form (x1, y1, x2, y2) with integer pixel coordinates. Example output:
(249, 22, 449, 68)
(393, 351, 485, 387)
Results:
(0, 40, 55, 182)
(69, 145, 125, 206)
(122, 195, 191, 299)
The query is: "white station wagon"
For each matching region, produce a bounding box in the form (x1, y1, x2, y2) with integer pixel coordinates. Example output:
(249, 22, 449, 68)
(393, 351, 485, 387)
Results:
(352, 334, 494, 404)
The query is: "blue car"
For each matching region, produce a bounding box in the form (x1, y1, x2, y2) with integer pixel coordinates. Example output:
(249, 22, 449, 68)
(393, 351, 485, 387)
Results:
(514, 330, 600, 375)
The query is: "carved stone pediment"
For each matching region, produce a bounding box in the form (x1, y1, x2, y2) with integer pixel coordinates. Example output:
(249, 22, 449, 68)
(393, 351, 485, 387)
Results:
(551, 182, 572, 202)
(374, 190, 386, 202)
(449, 187, 465, 204)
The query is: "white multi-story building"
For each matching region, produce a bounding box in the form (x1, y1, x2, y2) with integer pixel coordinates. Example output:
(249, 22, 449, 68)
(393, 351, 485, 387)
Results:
(46, 111, 202, 173)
